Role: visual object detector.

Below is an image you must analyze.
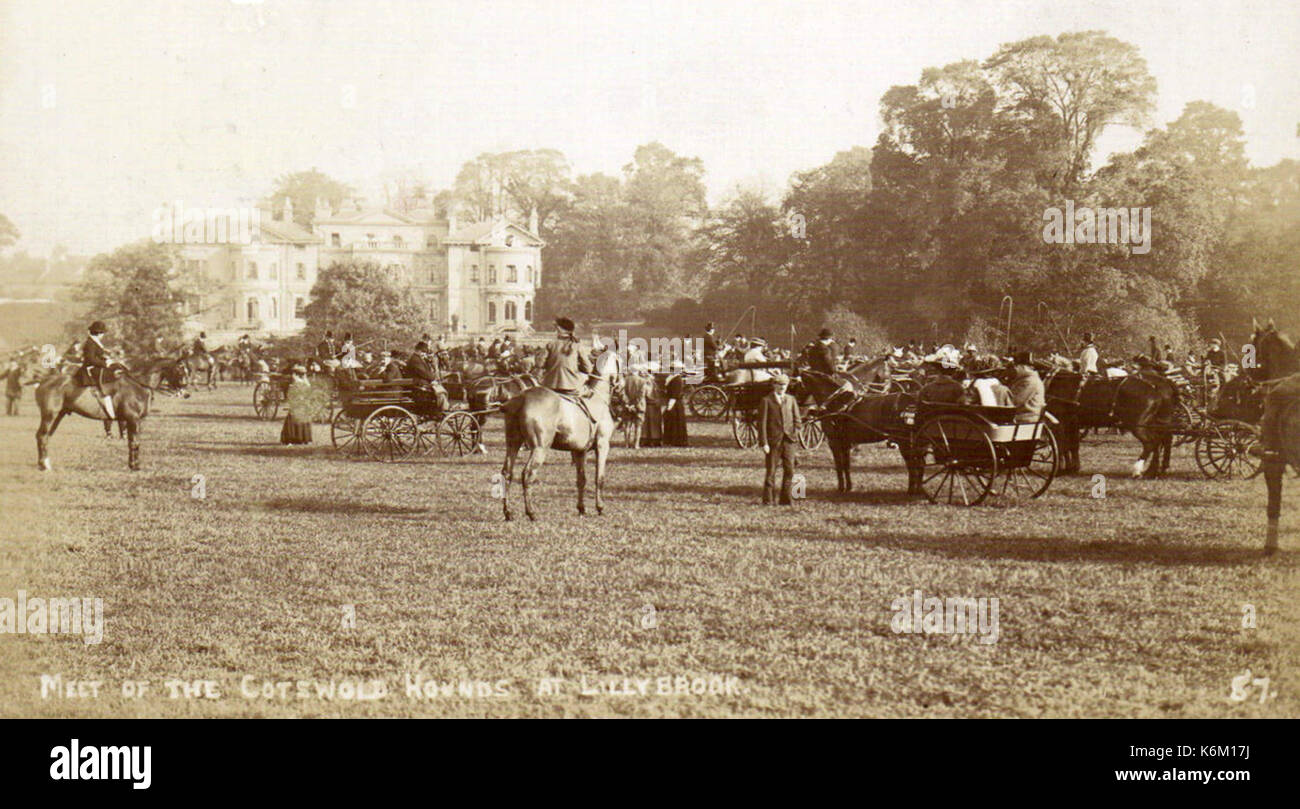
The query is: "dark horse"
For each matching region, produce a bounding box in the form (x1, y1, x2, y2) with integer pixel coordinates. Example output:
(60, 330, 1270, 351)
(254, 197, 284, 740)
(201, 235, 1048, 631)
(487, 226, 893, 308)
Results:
(1250, 320, 1300, 553)
(499, 373, 616, 521)
(799, 364, 969, 495)
(1045, 367, 1178, 477)
(35, 364, 152, 471)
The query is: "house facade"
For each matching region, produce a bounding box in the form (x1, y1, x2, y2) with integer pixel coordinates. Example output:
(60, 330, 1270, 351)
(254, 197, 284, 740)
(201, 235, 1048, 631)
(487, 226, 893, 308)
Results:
(179, 199, 543, 341)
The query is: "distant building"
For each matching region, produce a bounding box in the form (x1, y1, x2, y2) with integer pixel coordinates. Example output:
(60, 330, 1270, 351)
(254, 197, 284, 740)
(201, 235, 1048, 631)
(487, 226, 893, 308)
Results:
(179, 197, 543, 341)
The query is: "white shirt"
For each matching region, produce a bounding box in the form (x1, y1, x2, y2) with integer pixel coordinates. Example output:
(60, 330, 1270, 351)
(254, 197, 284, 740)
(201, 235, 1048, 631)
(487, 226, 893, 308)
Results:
(1079, 344, 1099, 374)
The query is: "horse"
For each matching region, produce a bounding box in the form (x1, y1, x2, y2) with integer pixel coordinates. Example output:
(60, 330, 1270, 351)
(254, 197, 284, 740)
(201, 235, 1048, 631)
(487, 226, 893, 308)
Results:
(1044, 366, 1178, 477)
(1250, 320, 1300, 553)
(467, 372, 537, 415)
(499, 373, 616, 522)
(35, 364, 152, 471)
(179, 350, 218, 390)
(799, 363, 970, 495)
(133, 356, 193, 399)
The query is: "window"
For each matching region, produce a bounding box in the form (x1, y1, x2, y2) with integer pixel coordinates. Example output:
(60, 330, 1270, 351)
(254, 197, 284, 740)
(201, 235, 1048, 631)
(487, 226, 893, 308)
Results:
(526, 265, 533, 284)
(331, 233, 341, 247)
(392, 235, 404, 248)
(270, 296, 278, 319)
(296, 262, 306, 281)
(230, 301, 238, 320)
(367, 233, 378, 248)
(524, 300, 533, 321)
(470, 264, 479, 283)
(268, 262, 278, 280)
(507, 265, 517, 283)
(295, 297, 305, 319)
(488, 265, 497, 284)
(505, 301, 517, 321)
(487, 302, 496, 324)
(247, 261, 258, 280)
(430, 299, 440, 321)
(246, 298, 259, 321)
(426, 234, 437, 248)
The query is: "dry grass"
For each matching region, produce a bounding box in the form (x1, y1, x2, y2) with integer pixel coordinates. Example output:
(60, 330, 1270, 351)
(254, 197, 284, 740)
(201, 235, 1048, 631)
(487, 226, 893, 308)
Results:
(1, 385, 1297, 717)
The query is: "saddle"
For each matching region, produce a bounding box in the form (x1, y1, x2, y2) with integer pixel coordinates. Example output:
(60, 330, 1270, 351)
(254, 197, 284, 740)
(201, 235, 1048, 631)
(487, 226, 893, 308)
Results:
(554, 389, 598, 429)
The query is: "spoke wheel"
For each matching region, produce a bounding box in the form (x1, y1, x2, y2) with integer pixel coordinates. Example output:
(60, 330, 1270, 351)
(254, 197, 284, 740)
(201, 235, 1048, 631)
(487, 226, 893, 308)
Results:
(916, 414, 997, 506)
(992, 423, 1058, 502)
(798, 417, 825, 450)
(437, 411, 482, 457)
(688, 385, 728, 420)
(253, 382, 281, 421)
(731, 410, 760, 449)
(330, 411, 361, 455)
(1195, 419, 1261, 479)
(360, 406, 418, 462)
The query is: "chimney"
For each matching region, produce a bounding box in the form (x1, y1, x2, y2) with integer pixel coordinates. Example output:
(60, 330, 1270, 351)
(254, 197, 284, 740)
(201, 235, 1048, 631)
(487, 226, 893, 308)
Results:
(282, 196, 295, 223)
(314, 197, 332, 221)
(447, 207, 458, 234)
(528, 206, 539, 234)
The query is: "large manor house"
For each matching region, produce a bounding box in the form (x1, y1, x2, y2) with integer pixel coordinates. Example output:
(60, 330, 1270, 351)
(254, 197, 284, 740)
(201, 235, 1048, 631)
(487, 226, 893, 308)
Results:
(177, 197, 544, 340)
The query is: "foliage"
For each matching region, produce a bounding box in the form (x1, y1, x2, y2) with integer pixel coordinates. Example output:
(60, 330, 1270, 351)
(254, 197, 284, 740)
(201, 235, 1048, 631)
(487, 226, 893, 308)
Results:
(303, 260, 428, 344)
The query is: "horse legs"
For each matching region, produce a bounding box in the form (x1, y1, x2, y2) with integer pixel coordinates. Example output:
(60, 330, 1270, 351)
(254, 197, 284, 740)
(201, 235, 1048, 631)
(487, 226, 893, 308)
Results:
(521, 443, 549, 522)
(126, 418, 140, 471)
(1264, 456, 1284, 554)
(501, 435, 520, 521)
(36, 409, 67, 471)
(829, 437, 850, 492)
(594, 436, 609, 515)
(573, 450, 587, 515)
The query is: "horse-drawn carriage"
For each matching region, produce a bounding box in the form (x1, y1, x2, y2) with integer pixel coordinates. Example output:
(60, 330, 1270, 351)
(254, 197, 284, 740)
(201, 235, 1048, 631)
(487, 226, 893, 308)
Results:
(1162, 366, 1263, 480)
(328, 377, 487, 461)
(252, 371, 339, 424)
(899, 402, 1059, 506)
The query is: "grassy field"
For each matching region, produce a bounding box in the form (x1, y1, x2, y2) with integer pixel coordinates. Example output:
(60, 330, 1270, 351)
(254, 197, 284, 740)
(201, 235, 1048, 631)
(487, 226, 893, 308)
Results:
(1, 384, 1297, 718)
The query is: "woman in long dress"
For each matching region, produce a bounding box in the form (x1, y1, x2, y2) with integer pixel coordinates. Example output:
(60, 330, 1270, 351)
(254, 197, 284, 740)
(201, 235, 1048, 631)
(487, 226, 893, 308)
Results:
(280, 365, 313, 445)
(642, 373, 665, 447)
(663, 364, 689, 447)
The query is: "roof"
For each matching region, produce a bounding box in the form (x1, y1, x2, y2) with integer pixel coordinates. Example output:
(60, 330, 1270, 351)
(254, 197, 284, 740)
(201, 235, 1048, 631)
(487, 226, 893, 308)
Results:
(444, 220, 545, 247)
(258, 218, 321, 244)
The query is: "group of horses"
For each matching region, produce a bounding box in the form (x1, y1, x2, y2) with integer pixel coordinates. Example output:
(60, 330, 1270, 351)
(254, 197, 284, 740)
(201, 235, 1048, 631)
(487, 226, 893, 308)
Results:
(20, 321, 1300, 550)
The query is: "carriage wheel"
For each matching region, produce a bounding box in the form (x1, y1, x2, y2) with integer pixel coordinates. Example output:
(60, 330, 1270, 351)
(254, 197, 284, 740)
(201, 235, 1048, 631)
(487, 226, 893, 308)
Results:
(1172, 400, 1199, 448)
(688, 385, 728, 420)
(253, 382, 280, 421)
(916, 414, 997, 506)
(330, 411, 361, 454)
(360, 406, 419, 462)
(798, 418, 825, 451)
(412, 416, 440, 456)
(992, 424, 1058, 502)
(437, 411, 482, 457)
(731, 410, 760, 449)
(1195, 420, 1261, 480)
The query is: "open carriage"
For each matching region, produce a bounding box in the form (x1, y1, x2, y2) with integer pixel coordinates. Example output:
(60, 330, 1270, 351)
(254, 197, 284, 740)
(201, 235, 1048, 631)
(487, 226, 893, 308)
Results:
(252, 371, 339, 424)
(900, 402, 1059, 506)
(328, 378, 487, 462)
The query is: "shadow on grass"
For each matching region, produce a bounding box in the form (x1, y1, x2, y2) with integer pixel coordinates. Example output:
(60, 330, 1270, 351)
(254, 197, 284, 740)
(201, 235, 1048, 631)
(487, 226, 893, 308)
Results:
(243, 497, 430, 516)
(796, 522, 1294, 568)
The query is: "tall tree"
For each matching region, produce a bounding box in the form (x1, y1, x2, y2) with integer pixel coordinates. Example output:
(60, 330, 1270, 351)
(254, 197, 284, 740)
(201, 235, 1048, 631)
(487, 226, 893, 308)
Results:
(268, 169, 354, 227)
(71, 241, 206, 351)
(0, 213, 19, 247)
(303, 260, 427, 343)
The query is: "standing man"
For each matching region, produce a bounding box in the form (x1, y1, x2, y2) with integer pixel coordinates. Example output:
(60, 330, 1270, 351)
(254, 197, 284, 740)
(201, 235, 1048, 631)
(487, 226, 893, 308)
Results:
(540, 317, 595, 395)
(759, 374, 801, 506)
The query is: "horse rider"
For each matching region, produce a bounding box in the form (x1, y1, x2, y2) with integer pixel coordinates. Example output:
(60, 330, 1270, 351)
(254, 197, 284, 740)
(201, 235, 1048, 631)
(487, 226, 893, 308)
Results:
(193, 331, 212, 361)
(1009, 350, 1046, 423)
(79, 320, 117, 421)
(808, 328, 839, 377)
(541, 317, 597, 396)
(1079, 332, 1100, 376)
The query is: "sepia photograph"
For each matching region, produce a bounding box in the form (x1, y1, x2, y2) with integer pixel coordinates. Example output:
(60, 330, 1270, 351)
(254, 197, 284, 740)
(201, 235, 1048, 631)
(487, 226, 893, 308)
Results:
(0, 0, 1297, 752)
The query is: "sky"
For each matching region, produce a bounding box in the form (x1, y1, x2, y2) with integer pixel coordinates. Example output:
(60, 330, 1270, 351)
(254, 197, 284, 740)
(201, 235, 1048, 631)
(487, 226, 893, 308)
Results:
(1, 0, 1297, 255)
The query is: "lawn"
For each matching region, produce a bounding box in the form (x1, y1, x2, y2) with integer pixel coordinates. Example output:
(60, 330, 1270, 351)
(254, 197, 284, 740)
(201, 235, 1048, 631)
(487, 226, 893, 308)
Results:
(1, 385, 1296, 717)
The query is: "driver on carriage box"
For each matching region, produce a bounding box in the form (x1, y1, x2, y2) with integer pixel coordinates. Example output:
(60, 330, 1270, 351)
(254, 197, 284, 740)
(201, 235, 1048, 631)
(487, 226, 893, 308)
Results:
(540, 317, 596, 395)
(1010, 351, 1045, 424)
(808, 329, 839, 376)
(79, 320, 116, 420)
(1079, 333, 1100, 375)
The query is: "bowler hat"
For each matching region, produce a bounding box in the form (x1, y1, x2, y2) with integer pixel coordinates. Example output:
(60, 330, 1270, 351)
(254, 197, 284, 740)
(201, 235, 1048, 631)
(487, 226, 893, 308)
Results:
(818, 328, 834, 339)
